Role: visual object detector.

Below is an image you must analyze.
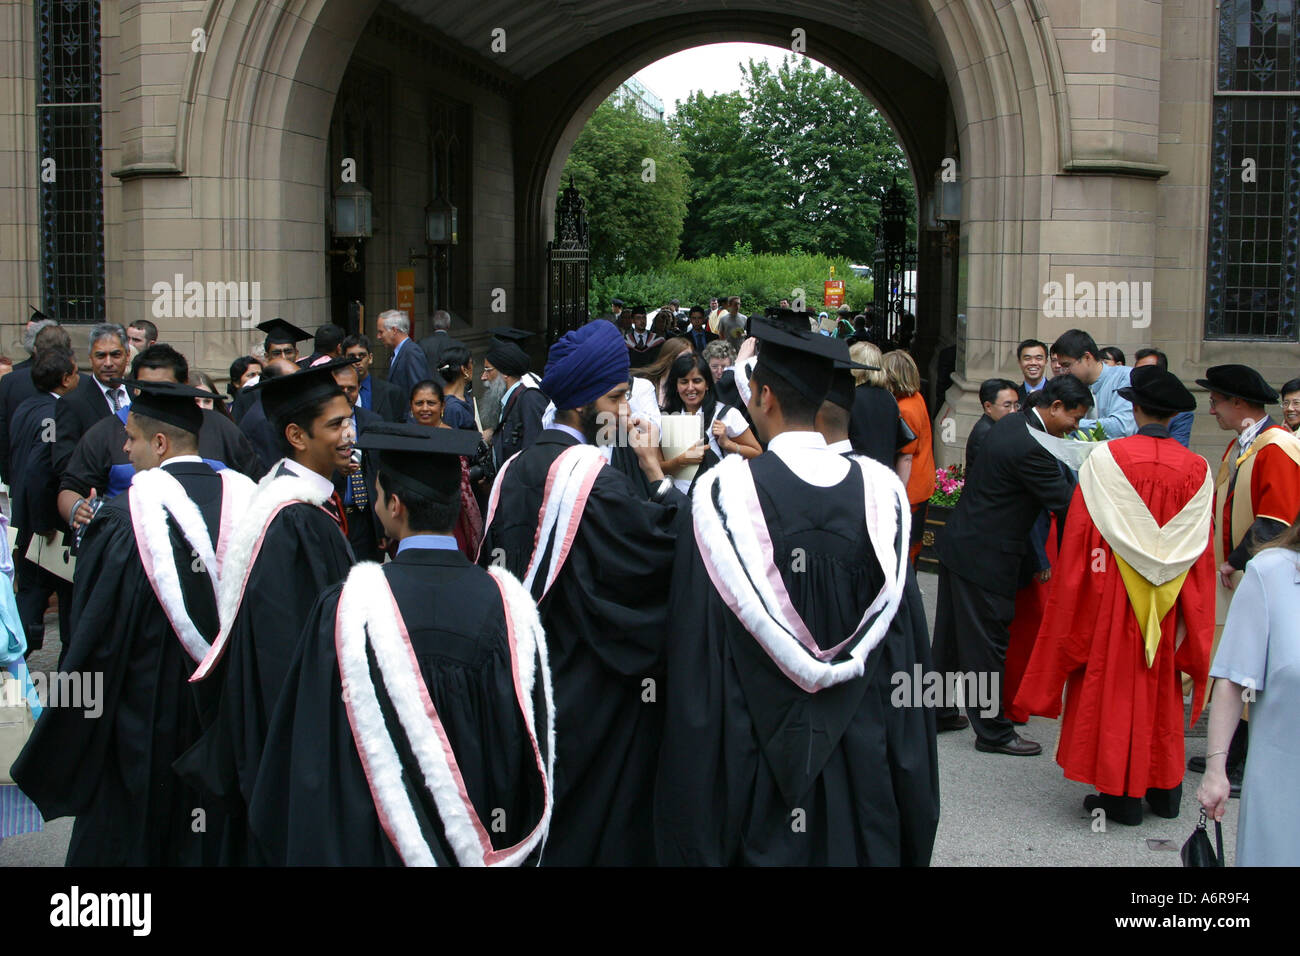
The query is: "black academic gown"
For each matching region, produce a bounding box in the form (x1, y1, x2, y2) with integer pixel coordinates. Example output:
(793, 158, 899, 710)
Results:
(10, 460, 229, 866)
(175, 464, 355, 864)
(477, 429, 686, 865)
(247, 547, 546, 865)
(654, 453, 940, 866)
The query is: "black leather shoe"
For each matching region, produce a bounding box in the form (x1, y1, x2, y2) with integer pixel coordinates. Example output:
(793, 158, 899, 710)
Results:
(936, 714, 970, 733)
(1084, 794, 1142, 826)
(975, 734, 1042, 756)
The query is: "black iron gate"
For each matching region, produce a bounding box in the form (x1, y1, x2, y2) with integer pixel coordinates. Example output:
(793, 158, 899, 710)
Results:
(547, 177, 590, 344)
(873, 178, 917, 346)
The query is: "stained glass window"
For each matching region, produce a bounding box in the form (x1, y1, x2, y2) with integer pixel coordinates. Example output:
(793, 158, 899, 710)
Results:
(37, 0, 106, 323)
(1207, 1, 1299, 341)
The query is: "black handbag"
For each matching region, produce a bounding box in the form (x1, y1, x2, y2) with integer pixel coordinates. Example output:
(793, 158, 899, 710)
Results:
(1181, 808, 1225, 867)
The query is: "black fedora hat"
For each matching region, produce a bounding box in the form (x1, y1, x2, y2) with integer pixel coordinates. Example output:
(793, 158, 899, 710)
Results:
(1118, 365, 1196, 414)
(1195, 364, 1279, 405)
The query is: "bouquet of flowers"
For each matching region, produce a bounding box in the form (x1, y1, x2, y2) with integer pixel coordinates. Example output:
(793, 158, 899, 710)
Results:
(929, 464, 965, 507)
(1073, 421, 1107, 442)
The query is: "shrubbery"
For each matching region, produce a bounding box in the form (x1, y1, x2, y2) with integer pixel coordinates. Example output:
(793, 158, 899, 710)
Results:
(591, 249, 875, 315)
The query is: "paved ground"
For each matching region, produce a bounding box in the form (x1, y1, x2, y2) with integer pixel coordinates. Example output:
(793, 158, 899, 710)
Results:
(0, 570, 1235, 867)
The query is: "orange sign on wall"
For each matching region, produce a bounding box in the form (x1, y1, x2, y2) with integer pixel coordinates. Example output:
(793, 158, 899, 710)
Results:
(395, 268, 416, 328)
(824, 280, 845, 308)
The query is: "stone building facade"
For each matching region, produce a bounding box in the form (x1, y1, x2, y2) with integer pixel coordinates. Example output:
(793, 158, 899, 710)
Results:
(1, 0, 1295, 467)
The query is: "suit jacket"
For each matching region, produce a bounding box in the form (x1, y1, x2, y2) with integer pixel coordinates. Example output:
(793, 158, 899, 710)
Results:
(363, 375, 406, 423)
(417, 331, 452, 375)
(679, 327, 719, 353)
(334, 403, 383, 562)
(964, 413, 994, 471)
(386, 339, 429, 405)
(239, 394, 282, 473)
(53, 375, 117, 477)
(1016, 381, 1045, 407)
(9, 392, 61, 532)
(0, 366, 39, 484)
(491, 384, 548, 466)
(935, 409, 1074, 597)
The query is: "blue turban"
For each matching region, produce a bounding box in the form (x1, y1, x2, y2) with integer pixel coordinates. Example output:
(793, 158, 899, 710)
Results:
(541, 320, 630, 410)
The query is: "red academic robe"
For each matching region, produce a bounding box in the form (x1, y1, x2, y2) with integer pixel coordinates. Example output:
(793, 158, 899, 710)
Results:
(1003, 525, 1060, 724)
(1013, 434, 1216, 797)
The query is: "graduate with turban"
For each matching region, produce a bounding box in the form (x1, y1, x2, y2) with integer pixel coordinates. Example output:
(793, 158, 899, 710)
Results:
(477, 319, 688, 865)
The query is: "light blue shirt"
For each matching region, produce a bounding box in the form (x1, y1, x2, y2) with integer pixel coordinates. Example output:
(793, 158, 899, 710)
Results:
(545, 422, 587, 444)
(390, 336, 408, 363)
(1079, 363, 1136, 438)
(397, 534, 458, 554)
(1023, 378, 1046, 394)
(502, 380, 522, 412)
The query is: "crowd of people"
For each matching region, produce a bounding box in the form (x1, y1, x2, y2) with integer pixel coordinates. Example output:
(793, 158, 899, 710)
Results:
(0, 297, 1295, 867)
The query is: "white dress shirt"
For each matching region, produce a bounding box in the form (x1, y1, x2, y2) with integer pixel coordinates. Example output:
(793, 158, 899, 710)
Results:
(766, 430, 850, 487)
(280, 458, 337, 500)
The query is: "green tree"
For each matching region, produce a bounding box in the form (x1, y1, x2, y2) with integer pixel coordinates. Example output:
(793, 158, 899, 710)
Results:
(671, 56, 915, 263)
(558, 100, 690, 276)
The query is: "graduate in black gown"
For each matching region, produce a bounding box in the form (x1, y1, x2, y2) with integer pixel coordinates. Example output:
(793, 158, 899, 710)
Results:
(248, 423, 554, 865)
(477, 319, 686, 865)
(11, 380, 256, 865)
(654, 317, 940, 866)
(56, 345, 263, 544)
(177, 358, 357, 863)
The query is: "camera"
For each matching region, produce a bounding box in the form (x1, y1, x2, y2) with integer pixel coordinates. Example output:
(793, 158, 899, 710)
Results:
(467, 439, 496, 486)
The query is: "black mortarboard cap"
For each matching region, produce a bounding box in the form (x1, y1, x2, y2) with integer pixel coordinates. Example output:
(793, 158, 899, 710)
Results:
(488, 327, 535, 344)
(255, 356, 352, 427)
(749, 317, 871, 407)
(122, 379, 208, 434)
(357, 422, 479, 502)
(257, 318, 311, 346)
(29, 305, 52, 324)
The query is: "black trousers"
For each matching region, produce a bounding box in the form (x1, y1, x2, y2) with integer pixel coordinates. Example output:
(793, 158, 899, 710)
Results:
(932, 563, 1016, 746)
(13, 529, 71, 655)
(1093, 784, 1182, 824)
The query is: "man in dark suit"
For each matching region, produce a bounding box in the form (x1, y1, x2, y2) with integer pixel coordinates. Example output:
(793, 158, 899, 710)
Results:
(1016, 338, 1049, 406)
(9, 347, 80, 652)
(932, 374, 1093, 754)
(377, 309, 429, 406)
(342, 333, 405, 423)
(52, 323, 130, 478)
(679, 305, 718, 354)
(417, 309, 454, 374)
(965, 377, 1020, 471)
(58, 345, 265, 542)
(0, 319, 71, 484)
(331, 361, 383, 562)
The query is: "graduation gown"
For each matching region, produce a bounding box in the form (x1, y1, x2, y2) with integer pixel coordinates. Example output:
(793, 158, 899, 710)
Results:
(10, 460, 247, 865)
(1013, 429, 1216, 796)
(655, 451, 939, 866)
(477, 428, 686, 865)
(247, 549, 551, 865)
(175, 463, 355, 863)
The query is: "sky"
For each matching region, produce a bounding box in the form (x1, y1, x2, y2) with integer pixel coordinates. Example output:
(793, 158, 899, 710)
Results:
(632, 43, 829, 118)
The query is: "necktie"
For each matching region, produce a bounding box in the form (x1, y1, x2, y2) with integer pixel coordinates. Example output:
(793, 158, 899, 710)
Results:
(109, 388, 122, 412)
(348, 468, 368, 509)
(326, 491, 349, 537)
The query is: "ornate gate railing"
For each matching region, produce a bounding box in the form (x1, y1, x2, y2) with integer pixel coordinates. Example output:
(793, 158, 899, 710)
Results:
(547, 177, 590, 344)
